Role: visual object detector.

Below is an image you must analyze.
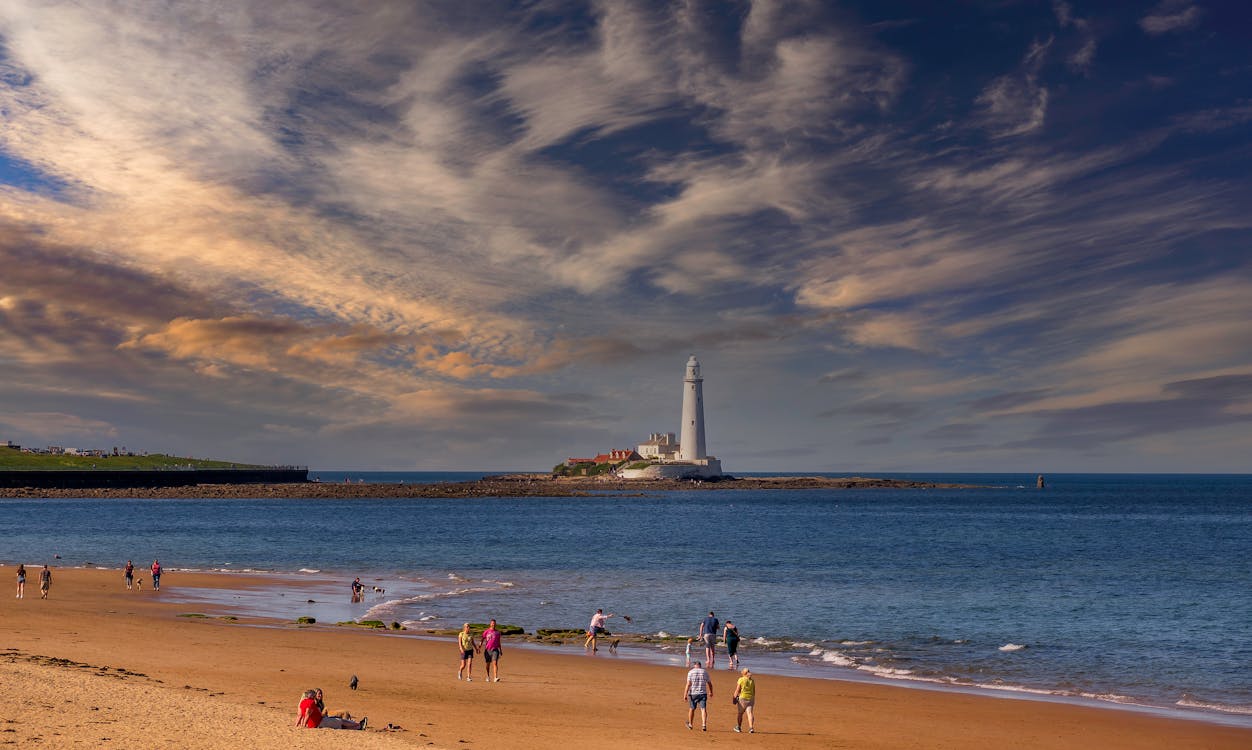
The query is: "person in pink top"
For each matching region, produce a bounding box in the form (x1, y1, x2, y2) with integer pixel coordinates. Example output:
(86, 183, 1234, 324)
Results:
(481, 618, 504, 682)
(150, 560, 162, 590)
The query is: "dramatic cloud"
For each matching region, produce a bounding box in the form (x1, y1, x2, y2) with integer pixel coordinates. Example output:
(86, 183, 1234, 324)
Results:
(0, 1, 1249, 471)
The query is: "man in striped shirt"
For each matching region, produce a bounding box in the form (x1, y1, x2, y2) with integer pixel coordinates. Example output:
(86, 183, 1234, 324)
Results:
(684, 661, 714, 731)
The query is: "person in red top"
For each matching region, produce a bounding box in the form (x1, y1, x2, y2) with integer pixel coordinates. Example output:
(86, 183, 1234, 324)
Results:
(297, 690, 323, 728)
(296, 689, 365, 730)
(150, 560, 162, 590)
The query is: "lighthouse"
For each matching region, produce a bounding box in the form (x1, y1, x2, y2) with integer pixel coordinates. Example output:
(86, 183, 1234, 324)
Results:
(679, 355, 707, 461)
(615, 355, 722, 480)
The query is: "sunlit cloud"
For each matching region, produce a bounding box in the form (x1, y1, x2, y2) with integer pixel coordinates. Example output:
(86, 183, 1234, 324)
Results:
(0, 1, 1249, 470)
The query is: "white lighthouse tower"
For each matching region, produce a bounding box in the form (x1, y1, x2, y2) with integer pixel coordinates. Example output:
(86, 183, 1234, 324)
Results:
(679, 355, 707, 460)
(617, 355, 723, 480)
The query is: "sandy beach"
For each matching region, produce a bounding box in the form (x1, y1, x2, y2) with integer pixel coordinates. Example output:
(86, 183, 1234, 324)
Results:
(1, 568, 1247, 749)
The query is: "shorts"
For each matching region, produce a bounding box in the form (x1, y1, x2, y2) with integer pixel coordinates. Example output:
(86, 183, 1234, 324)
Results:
(460, 649, 475, 660)
(484, 648, 502, 663)
(688, 693, 707, 709)
(702, 634, 716, 649)
(737, 698, 754, 710)
(591, 626, 606, 635)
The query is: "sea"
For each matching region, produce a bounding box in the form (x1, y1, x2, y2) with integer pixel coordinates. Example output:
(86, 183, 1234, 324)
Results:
(4, 472, 1250, 726)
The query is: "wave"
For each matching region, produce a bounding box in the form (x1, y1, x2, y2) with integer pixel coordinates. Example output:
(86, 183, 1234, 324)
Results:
(362, 583, 513, 620)
(998, 643, 1027, 652)
(1176, 696, 1252, 715)
(297, 568, 321, 574)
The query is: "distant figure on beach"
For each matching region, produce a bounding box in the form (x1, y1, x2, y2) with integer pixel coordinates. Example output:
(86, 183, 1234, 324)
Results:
(684, 660, 713, 731)
(39, 565, 51, 599)
(733, 667, 756, 733)
(699, 611, 719, 668)
(585, 608, 614, 652)
(723, 621, 741, 670)
(296, 689, 365, 730)
(150, 560, 161, 590)
(457, 622, 479, 681)
(481, 618, 503, 682)
(124, 560, 134, 590)
(685, 637, 694, 667)
(15, 564, 25, 599)
(350, 577, 364, 601)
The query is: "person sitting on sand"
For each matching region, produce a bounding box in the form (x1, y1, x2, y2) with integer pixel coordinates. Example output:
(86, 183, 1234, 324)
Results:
(296, 689, 366, 730)
(315, 688, 354, 721)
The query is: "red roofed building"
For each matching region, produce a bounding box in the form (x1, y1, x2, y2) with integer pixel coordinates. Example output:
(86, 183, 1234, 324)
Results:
(593, 448, 641, 464)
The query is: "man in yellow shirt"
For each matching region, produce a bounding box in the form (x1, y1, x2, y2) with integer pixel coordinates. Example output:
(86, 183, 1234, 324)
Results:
(733, 668, 755, 733)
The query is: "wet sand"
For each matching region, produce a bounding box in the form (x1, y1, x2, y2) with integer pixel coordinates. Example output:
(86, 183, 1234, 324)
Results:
(1, 567, 1247, 749)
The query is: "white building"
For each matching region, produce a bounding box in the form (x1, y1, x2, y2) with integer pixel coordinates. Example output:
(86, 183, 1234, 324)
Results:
(637, 432, 678, 459)
(620, 355, 723, 479)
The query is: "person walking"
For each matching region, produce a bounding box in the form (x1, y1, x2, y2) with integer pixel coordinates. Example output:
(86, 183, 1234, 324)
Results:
(684, 660, 713, 731)
(150, 560, 162, 590)
(124, 560, 135, 590)
(584, 608, 613, 652)
(733, 667, 756, 733)
(38, 565, 51, 599)
(456, 623, 479, 681)
(723, 620, 741, 670)
(15, 564, 25, 599)
(698, 611, 719, 669)
(481, 618, 503, 682)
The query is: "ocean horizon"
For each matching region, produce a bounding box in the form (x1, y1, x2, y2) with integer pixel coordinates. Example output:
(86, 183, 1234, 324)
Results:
(5, 472, 1250, 726)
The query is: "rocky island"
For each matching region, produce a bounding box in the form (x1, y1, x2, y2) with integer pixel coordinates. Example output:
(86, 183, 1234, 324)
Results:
(0, 473, 981, 499)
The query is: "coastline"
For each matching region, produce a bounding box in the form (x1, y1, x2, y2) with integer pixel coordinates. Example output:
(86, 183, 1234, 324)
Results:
(0, 474, 982, 498)
(2, 568, 1249, 749)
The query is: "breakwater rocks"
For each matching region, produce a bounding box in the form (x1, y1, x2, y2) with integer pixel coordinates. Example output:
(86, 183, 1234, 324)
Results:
(0, 474, 979, 499)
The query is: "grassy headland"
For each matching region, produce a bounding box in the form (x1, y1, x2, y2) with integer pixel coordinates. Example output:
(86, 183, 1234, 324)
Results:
(0, 451, 262, 471)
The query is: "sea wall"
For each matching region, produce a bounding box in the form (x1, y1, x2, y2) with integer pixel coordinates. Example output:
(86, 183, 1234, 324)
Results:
(616, 459, 723, 479)
(0, 468, 308, 489)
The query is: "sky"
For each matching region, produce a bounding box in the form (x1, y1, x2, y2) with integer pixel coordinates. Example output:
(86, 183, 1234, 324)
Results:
(1, 1, 1250, 473)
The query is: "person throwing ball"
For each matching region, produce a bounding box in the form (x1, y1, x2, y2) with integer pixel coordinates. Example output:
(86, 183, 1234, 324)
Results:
(584, 608, 613, 652)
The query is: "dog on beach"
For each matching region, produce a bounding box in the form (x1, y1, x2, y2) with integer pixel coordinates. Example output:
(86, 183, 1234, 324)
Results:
(371, 586, 386, 594)
(609, 639, 620, 654)
(349, 674, 358, 691)
(136, 577, 143, 591)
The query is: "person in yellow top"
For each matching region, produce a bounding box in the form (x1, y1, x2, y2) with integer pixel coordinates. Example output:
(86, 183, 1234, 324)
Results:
(733, 667, 756, 733)
(456, 623, 480, 682)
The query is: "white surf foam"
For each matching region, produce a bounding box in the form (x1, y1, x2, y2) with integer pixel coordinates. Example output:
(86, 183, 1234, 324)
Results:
(998, 643, 1027, 652)
(1176, 696, 1252, 715)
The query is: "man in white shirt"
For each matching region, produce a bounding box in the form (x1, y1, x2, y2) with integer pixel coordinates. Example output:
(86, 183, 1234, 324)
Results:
(684, 660, 714, 731)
